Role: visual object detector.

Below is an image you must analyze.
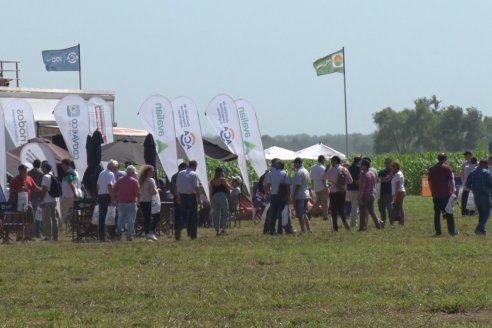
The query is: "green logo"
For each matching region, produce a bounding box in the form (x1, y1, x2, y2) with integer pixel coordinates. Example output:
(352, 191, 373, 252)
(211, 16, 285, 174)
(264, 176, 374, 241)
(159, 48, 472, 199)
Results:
(244, 141, 255, 154)
(156, 140, 168, 153)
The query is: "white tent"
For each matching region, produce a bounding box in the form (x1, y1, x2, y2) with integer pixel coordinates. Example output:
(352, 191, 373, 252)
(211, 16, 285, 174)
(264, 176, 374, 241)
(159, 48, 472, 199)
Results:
(295, 143, 346, 160)
(264, 146, 297, 160)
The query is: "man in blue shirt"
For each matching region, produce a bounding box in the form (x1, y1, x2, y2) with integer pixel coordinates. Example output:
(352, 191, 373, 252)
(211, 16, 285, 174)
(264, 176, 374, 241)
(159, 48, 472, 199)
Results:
(465, 159, 492, 235)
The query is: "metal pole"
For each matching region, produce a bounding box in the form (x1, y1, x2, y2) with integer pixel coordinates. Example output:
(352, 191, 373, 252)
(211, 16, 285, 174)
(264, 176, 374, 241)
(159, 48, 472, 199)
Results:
(78, 44, 82, 89)
(342, 47, 348, 156)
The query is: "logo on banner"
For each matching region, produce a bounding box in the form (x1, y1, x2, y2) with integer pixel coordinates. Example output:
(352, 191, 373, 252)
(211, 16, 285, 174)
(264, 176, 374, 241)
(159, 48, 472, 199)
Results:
(244, 141, 255, 155)
(67, 104, 81, 159)
(67, 52, 79, 64)
(14, 109, 29, 144)
(155, 103, 166, 137)
(237, 107, 251, 138)
(332, 53, 343, 68)
(179, 131, 196, 150)
(220, 126, 235, 145)
(156, 140, 168, 154)
(67, 104, 80, 117)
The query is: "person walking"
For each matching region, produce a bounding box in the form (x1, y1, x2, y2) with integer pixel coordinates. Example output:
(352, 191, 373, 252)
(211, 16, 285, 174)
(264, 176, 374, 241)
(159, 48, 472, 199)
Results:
(292, 157, 311, 233)
(209, 167, 231, 236)
(139, 165, 161, 242)
(324, 156, 353, 231)
(308, 155, 329, 220)
(428, 153, 458, 236)
(114, 165, 140, 241)
(176, 160, 201, 240)
(390, 161, 406, 225)
(96, 160, 118, 242)
(465, 159, 492, 235)
(39, 162, 59, 241)
(358, 159, 383, 231)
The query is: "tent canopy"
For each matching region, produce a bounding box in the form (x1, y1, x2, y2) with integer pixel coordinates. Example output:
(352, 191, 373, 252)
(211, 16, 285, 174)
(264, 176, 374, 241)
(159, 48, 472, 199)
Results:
(295, 143, 346, 160)
(264, 145, 297, 160)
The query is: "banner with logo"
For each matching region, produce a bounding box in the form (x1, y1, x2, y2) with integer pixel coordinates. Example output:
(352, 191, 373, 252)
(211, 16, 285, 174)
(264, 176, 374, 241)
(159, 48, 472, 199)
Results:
(3, 99, 36, 148)
(172, 96, 210, 200)
(88, 97, 114, 144)
(138, 95, 177, 179)
(53, 95, 90, 176)
(0, 105, 7, 199)
(42, 45, 80, 71)
(235, 99, 267, 178)
(205, 94, 251, 194)
(20, 143, 58, 176)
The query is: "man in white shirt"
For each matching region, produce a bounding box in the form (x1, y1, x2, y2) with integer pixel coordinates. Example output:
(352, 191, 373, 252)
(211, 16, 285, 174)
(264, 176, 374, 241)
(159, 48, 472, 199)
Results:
(292, 157, 311, 233)
(39, 162, 59, 241)
(308, 155, 329, 220)
(96, 160, 118, 242)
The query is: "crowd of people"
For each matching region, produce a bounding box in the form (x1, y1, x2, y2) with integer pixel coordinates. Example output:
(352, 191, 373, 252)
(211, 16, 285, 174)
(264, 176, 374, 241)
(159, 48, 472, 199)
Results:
(5, 149, 492, 243)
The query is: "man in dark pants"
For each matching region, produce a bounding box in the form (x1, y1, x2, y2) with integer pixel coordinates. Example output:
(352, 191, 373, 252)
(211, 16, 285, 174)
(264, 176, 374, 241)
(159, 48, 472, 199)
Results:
(324, 156, 353, 231)
(378, 158, 393, 226)
(265, 160, 291, 235)
(96, 160, 118, 242)
(171, 162, 187, 240)
(262, 158, 278, 234)
(428, 153, 457, 236)
(465, 159, 492, 235)
(176, 160, 200, 240)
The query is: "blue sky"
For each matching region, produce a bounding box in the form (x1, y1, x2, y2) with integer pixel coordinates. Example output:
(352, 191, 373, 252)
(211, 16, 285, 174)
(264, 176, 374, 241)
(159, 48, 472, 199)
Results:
(3, 1, 492, 137)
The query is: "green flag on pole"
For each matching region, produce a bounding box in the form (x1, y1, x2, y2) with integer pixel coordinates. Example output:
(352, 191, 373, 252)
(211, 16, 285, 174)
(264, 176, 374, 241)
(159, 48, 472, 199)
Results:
(313, 49, 344, 76)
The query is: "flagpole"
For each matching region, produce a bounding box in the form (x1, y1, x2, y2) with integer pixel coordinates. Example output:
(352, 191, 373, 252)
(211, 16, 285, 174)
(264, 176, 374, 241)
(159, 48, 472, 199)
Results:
(342, 47, 348, 156)
(78, 44, 82, 89)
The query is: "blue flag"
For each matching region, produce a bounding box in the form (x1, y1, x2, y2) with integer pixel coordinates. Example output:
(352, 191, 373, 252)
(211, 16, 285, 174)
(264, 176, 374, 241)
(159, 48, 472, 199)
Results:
(42, 45, 80, 71)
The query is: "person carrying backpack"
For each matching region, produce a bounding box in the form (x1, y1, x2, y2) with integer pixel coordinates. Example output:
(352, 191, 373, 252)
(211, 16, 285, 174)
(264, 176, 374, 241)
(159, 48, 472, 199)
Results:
(323, 156, 353, 232)
(39, 161, 60, 241)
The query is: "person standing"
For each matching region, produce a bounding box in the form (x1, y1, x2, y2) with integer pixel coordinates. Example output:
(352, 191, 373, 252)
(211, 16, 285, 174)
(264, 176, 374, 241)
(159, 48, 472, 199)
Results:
(324, 156, 353, 231)
(96, 160, 118, 242)
(139, 165, 161, 242)
(265, 160, 291, 235)
(308, 155, 329, 220)
(176, 160, 201, 240)
(114, 165, 140, 241)
(465, 159, 492, 235)
(39, 162, 59, 241)
(209, 167, 231, 236)
(292, 157, 311, 233)
(262, 158, 279, 234)
(171, 162, 187, 240)
(390, 161, 406, 225)
(29, 160, 44, 238)
(60, 159, 81, 227)
(378, 158, 393, 226)
(346, 156, 362, 227)
(428, 153, 457, 236)
(461, 151, 474, 216)
(358, 159, 383, 231)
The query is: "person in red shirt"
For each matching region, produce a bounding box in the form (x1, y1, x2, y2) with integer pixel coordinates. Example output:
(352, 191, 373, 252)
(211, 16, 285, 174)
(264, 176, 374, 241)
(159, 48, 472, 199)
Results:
(113, 165, 140, 241)
(428, 153, 457, 236)
(9, 164, 41, 240)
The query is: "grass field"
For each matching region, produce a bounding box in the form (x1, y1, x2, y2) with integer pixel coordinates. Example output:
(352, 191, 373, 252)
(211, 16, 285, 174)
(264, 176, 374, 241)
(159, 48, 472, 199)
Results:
(1, 196, 492, 327)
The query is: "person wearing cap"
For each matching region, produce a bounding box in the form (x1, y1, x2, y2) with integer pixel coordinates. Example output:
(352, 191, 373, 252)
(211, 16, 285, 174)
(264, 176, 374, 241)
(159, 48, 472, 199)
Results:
(323, 156, 353, 231)
(358, 159, 383, 231)
(308, 155, 329, 220)
(465, 159, 492, 235)
(428, 153, 458, 236)
(292, 157, 311, 233)
(461, 151, 474, 216)
(39, 162, 59, 241)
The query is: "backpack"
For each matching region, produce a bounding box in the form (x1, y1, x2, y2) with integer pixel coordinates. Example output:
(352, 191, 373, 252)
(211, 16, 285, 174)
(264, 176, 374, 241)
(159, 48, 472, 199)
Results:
(48, 175, 62, 198)
(335, 167, 347, 191)
(258, 170, 269, 194)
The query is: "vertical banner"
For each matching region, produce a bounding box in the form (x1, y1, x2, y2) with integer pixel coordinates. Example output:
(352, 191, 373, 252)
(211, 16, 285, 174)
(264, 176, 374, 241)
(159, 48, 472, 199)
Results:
(235, 99, 267, 178)
(87, 96, 114, 144)
(0, 105, 7, 199)
(138, 95, 178, 179)
(53, 95, 90, 177)
(4, 99, 36, 147)
(205, 94, 251, 194)
(172, 96, 210, 200)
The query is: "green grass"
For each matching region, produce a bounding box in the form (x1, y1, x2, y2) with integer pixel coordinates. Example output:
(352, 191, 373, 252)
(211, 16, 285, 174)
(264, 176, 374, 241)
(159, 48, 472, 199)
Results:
(1, 196, 492, 327)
